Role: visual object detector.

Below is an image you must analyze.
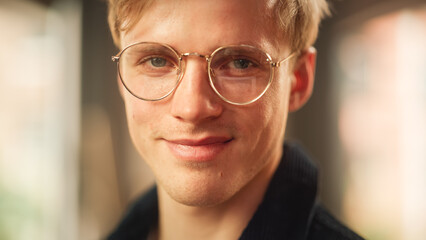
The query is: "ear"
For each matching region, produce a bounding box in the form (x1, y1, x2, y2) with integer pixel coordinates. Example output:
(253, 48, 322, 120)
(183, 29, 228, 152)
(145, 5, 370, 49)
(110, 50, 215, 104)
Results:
(288, 47, 317, 112)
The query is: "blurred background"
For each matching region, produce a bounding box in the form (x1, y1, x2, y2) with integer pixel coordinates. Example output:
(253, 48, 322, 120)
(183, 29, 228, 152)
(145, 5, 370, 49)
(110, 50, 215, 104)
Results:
(0, 0, 425, 239)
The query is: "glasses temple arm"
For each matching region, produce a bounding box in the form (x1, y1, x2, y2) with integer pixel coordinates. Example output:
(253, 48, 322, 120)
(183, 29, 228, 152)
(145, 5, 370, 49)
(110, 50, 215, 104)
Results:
(111, 56, 120, 62)
(274, 51, 298, 67)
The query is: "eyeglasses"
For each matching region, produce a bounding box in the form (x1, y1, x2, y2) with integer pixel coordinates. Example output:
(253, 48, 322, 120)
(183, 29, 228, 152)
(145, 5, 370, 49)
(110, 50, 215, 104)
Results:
(112, 42, 296, 105)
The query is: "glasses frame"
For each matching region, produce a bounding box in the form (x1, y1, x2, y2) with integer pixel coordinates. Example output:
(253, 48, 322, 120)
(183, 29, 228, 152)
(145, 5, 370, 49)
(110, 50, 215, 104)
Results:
(112, 42, 296, 105)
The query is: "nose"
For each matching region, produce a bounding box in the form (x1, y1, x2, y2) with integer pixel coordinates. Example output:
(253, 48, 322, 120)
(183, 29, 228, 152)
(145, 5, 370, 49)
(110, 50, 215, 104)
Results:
(170, 57, 223, 123)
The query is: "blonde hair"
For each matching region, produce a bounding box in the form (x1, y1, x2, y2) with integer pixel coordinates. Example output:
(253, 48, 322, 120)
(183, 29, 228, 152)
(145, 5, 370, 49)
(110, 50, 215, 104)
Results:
(107, 0, 329, 52)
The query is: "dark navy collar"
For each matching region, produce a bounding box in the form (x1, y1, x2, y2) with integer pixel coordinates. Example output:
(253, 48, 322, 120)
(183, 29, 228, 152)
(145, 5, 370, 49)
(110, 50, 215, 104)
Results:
(239, 142, 318, 239)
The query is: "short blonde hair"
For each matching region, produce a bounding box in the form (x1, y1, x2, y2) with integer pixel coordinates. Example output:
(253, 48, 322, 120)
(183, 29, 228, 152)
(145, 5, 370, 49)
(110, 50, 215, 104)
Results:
(107, 0, 329, 52)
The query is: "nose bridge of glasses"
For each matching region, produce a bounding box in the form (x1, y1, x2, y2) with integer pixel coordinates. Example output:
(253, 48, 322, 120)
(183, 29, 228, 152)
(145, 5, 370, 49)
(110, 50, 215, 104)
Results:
(181, 52, 210, 61)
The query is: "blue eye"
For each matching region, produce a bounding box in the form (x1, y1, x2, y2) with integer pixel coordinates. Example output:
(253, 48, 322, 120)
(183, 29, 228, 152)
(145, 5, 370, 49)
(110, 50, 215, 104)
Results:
(150, 57, 167, 67)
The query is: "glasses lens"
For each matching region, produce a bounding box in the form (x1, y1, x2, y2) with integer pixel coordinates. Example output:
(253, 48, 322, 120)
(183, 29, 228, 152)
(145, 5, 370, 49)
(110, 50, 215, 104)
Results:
(209, 46, 272, 104)
(119, 43, 181, 100)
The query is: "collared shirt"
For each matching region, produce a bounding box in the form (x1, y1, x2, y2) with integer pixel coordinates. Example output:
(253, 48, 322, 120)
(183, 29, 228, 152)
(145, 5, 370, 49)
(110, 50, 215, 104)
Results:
(108, 143, 364, 240)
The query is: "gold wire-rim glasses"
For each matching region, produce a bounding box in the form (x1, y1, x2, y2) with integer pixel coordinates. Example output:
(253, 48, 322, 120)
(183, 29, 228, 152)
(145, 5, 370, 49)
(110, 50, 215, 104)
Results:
(112, 42, 296, 105)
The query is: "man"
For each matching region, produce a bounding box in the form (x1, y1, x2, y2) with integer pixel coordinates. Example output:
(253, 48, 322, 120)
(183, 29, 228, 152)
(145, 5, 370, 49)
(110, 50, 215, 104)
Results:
(107, 0, 363, 239)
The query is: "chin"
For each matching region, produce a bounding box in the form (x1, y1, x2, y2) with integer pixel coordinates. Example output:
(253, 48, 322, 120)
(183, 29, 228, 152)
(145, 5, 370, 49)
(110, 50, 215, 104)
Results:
(173, 193, 227, 207)
(161, 175, 238, 207)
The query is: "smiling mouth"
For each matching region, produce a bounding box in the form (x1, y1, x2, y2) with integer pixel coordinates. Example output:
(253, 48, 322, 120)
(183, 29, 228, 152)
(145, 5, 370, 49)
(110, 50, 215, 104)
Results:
(164, 136, 233, 162)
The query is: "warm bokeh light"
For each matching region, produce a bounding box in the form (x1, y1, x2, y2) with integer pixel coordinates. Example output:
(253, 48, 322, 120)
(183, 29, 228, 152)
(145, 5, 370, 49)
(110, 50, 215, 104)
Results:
(334, 7, 426, 240)
(0, 1, 81, 240)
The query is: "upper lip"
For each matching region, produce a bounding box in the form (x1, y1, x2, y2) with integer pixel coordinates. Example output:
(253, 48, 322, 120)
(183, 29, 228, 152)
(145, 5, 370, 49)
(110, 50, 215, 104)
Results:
(165, 136, 233, 146)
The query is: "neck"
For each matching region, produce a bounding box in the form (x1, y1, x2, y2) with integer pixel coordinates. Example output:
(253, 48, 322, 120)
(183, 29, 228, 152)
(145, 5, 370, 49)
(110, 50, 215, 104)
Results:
(156, 154, 281, 240)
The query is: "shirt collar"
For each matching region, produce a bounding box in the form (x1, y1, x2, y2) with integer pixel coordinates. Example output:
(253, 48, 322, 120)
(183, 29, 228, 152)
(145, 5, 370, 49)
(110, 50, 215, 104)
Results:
(239, 142, 318, 239)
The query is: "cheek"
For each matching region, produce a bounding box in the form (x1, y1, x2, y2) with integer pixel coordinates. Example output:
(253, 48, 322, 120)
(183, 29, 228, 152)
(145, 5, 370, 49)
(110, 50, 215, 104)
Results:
(123, 95, 160, 144)
(233, 70, 291, 143)
(125, 94, 158, 123)
(125, 98, 145, 125)
(273, 68, 292, 99)
(264, 72, 290, 107)
(258, 71, 292, 136)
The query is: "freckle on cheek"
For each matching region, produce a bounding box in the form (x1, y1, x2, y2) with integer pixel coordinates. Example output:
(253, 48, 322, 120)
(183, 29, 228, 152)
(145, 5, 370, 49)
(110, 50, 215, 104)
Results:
(131, 111, 146, 125)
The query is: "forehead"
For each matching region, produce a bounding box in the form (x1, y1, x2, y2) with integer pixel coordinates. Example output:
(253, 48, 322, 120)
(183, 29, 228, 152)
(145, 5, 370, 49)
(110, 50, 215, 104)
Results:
(120, 0, 285, 54)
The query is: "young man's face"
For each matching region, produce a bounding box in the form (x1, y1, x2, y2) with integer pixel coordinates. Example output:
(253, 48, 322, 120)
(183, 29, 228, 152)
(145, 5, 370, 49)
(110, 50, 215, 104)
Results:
(120, 0, 294, 206)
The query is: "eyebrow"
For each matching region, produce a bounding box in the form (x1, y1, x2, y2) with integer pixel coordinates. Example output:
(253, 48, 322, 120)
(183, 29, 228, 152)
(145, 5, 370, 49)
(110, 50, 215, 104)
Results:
(210, 41, 265, 51)
(123, 40, 271, 57)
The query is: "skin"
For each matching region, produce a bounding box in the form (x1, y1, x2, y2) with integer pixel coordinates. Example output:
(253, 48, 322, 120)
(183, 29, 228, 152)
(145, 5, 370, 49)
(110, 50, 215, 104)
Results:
(118, 0, 316, 239)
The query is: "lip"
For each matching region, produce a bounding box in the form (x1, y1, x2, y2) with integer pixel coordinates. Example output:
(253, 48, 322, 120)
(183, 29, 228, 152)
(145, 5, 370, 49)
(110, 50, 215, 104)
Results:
(164, 136, 233, 162)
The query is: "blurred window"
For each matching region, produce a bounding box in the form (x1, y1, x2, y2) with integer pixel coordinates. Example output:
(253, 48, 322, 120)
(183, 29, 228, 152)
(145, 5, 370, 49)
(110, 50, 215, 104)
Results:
(0, 1, 81, 240)
(333, 5, 426, 240)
